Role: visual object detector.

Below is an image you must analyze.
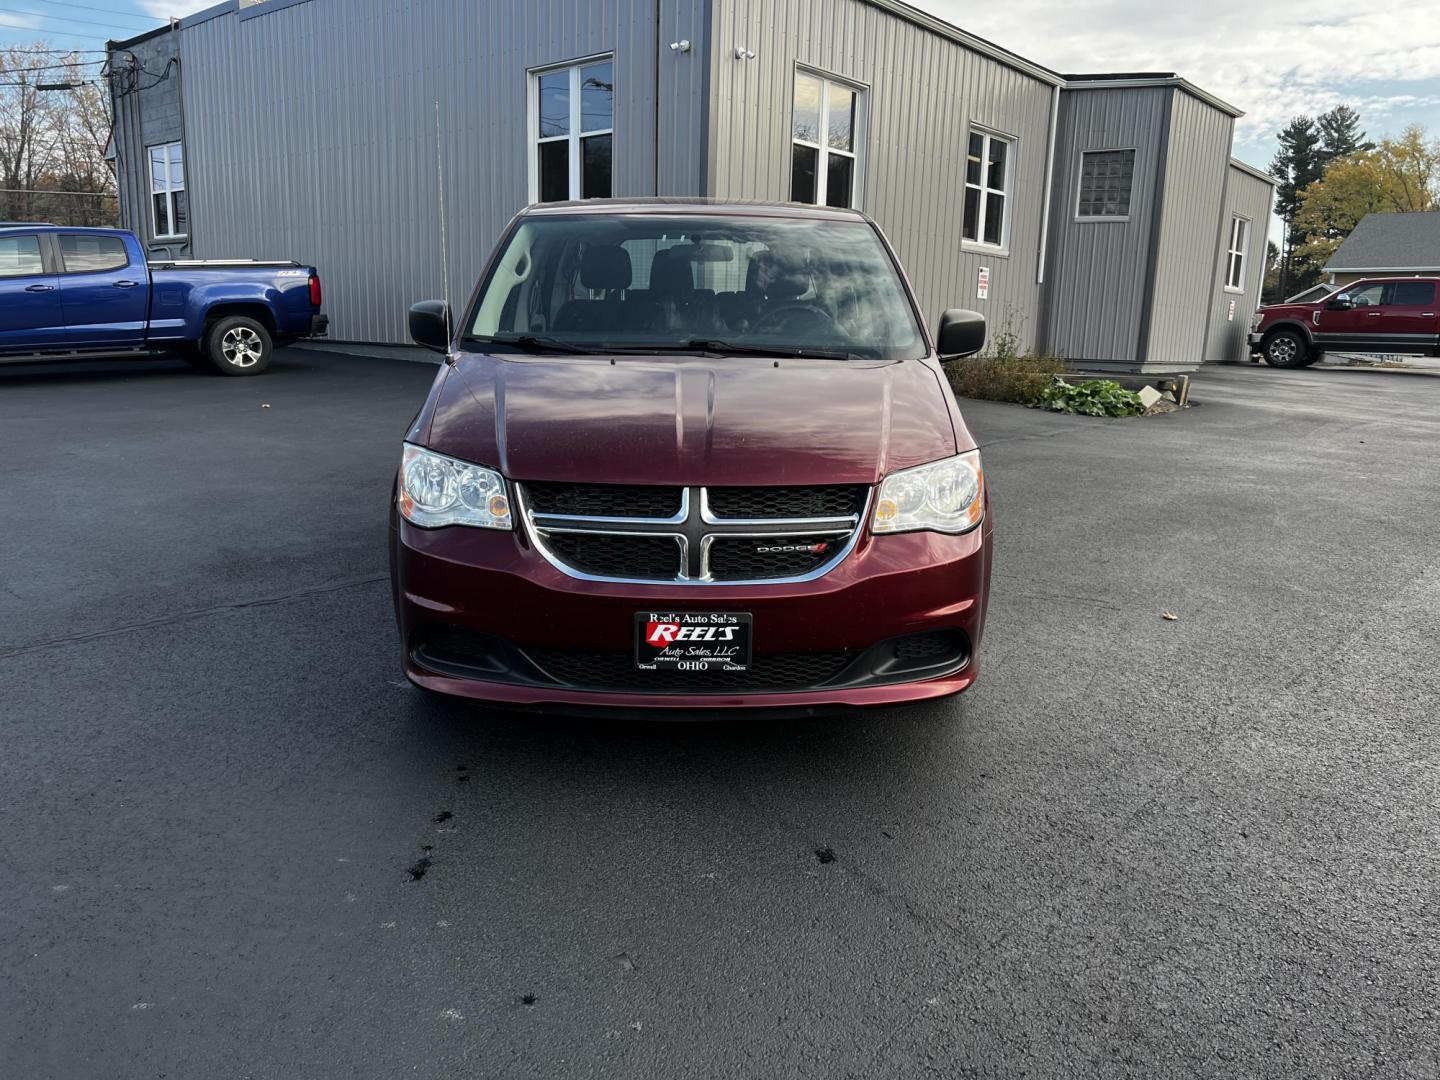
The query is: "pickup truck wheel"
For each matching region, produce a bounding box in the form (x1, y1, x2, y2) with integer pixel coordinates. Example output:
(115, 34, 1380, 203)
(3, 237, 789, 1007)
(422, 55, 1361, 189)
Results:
(205, 315, 273, 376)
(1262, 329, 1309, 369)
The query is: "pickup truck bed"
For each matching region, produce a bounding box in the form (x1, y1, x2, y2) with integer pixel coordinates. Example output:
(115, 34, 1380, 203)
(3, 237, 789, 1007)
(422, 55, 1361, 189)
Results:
(0, 225, 327, 375)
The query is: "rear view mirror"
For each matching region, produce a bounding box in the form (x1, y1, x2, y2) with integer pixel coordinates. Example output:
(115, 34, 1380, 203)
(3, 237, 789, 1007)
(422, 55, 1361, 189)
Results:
(936, 309, 987, 359)
(409, 300, 452, 353)
(687, 243, 735, 263)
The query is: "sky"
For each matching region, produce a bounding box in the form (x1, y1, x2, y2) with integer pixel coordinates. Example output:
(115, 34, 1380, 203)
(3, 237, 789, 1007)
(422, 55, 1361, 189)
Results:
(3, 0, 1438, 177)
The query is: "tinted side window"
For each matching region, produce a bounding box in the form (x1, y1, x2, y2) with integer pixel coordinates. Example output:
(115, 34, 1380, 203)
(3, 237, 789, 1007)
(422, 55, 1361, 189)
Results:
(1389, 282, 1435, 307)
(0, 234, 44, 278)
(59, 234, 130, 274)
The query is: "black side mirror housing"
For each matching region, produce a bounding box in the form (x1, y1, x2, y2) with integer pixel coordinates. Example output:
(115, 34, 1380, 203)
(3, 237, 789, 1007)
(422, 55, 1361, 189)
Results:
(936, 308, 987, 359)
(1326, 296, 1354, 311)
(409, 300, 452, 353)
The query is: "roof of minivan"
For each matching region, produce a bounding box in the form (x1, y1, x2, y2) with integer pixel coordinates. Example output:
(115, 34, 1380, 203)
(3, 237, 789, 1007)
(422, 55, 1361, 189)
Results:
(521, 198, 868, 222)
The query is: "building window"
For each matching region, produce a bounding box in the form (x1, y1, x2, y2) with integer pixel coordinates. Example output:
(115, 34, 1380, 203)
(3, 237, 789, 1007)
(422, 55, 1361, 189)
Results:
(791, 70, 862, 209)
(1225, 215, 1250, 291)
(963, 129, 1011, 248)
(1077, 149, 1135, 219)
(533, 58, 613, 202)
(149, 142, 186, 239)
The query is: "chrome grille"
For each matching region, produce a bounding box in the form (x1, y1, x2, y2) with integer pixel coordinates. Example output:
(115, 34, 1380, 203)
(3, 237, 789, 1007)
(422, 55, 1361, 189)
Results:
(516, 482, 869, 585)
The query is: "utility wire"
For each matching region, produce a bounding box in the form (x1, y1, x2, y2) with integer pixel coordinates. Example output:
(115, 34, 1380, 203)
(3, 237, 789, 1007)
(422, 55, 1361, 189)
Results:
(0, 25, 119, 42)
(0, 56, 104, 74)
(32, 0, 158, 25)
(0, 45, 105, 53)
(0, 6, 155, 32)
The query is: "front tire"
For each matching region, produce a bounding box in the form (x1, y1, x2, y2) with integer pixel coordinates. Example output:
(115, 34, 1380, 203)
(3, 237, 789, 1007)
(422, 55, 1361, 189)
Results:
(204, 315, 273, 376)
(1262, 329, 1309, 369)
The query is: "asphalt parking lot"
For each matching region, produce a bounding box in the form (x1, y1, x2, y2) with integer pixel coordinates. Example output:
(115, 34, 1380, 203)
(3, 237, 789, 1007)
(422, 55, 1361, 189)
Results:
(2, 350, 1437, 1079)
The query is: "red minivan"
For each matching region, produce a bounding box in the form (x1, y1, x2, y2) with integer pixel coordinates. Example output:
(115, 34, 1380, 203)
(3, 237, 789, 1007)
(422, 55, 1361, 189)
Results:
(390, 200, 991, 715)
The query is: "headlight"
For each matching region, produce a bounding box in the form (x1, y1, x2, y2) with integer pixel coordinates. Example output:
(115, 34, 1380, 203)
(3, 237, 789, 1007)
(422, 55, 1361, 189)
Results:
(398, 444, 512, 530)
(871, 450, 984, 535)
(1251, 313, 1263, 332)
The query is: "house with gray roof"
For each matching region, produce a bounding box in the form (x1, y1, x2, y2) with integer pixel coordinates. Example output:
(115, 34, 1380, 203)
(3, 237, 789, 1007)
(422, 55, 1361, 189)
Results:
(1325, 211, 1440, 287)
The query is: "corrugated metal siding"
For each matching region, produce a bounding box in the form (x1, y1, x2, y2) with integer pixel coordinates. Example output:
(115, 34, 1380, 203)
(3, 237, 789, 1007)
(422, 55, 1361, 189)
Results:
(1203, 165, 1273, 363)
(180, 0, 692, 342)
(705, 0, 1055, 349)
(1143, 90, 1233, 366)
(1040, 86, 1169, 364)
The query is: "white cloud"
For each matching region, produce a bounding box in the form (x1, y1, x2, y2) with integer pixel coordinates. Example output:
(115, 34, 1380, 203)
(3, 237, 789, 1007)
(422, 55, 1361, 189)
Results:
(0, 12, 43, 30)
(137, 0, 216, 18)
(914, 0, 1440, 144)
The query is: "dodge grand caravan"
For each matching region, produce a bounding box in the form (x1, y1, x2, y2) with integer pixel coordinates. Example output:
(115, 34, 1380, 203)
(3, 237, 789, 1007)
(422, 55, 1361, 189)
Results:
(391, 200, 992, 714)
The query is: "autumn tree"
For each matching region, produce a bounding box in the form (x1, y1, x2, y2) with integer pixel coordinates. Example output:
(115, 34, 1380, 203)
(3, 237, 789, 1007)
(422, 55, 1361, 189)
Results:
(1294, 125, 1439, 268)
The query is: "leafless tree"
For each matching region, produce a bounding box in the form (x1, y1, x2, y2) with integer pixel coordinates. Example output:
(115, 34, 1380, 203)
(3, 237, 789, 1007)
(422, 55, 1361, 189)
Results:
(0, 43, 116, 226)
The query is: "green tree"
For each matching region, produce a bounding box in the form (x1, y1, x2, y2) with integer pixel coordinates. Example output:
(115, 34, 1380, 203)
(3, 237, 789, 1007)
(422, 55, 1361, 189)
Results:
(1270, 116, 1325, 292)
(1317, 105, 1372, 168)
(1271, 116, 1324, 226)
(1262, 240, 1283, 303)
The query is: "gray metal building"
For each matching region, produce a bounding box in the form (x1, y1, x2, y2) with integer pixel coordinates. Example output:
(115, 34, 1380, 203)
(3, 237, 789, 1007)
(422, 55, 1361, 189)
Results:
(106, 0, 1274, 370)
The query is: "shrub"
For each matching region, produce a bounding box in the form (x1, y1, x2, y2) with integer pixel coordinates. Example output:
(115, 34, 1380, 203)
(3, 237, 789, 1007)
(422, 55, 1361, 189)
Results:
(945, 329, 1067, 405)
(1037, 378, 1145, 417)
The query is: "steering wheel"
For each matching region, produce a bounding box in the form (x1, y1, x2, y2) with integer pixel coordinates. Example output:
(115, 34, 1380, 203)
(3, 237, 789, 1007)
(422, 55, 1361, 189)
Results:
(752, 304, 837, 336)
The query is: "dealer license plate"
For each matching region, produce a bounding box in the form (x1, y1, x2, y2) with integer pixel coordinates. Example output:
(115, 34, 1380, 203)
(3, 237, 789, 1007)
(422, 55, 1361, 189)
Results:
(635, 612, 753, 673)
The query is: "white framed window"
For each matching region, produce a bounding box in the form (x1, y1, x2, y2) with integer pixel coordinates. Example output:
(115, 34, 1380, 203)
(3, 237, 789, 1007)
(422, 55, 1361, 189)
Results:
(1076, 148, 1135, 220)
(148, 142, 186, 239)
(963, 128, 1012, 250)
(1225, 215, 1250, 292)
(790, 69, 864, 209)
(530, 56, 614, 203)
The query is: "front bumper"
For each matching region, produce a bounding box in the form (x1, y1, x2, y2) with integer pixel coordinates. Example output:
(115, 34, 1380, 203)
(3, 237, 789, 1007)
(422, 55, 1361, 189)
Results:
(1247, 332, 1263, 349)
(390, 507, 992, 713)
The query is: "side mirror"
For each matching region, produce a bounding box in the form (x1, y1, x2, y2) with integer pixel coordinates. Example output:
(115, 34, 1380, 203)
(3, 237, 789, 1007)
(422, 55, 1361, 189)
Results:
(1326, 296, 1354, 311)
(409, 300, 452, 353)
(936, 308, 987, 359)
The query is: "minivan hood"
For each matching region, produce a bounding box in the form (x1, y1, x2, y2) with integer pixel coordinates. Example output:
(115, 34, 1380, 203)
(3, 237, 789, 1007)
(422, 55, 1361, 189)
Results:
(424, 351, 964, 486)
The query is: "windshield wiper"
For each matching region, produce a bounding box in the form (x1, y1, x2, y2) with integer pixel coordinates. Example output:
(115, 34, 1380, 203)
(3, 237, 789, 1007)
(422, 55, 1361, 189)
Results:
(472, 333, 601, 355)
(621, 339, 861, 362)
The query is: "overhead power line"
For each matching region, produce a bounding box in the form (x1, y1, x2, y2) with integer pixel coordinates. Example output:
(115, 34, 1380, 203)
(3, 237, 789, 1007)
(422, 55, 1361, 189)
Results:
(0, 56, 105, 74)
(33, 0, 159, 25)
(0, 6, 157, 32)
(0, 25, 118, 42)
(0, 45, 106, 53)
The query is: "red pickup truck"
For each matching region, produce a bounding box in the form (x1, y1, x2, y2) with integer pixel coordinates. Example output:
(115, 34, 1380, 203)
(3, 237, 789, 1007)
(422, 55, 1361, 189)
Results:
(1249, 277, 1440, 368)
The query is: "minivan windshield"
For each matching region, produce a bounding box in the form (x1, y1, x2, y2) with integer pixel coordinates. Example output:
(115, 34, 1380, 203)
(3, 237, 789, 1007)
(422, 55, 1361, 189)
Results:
(464, 214, 925, 360)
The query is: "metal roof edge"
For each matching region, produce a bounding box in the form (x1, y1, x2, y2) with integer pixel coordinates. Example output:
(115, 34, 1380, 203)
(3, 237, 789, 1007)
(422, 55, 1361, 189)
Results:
(1228, 158, 1277, 186)
(858, 0, 1064, 86)
(1061, 76, 1244, 119)
(106, 24, 174, 49)
(180, 1, 239, 30)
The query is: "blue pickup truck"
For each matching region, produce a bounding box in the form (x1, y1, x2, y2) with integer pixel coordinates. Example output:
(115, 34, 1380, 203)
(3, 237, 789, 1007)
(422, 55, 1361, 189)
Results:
(0, 224, 327, 375)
